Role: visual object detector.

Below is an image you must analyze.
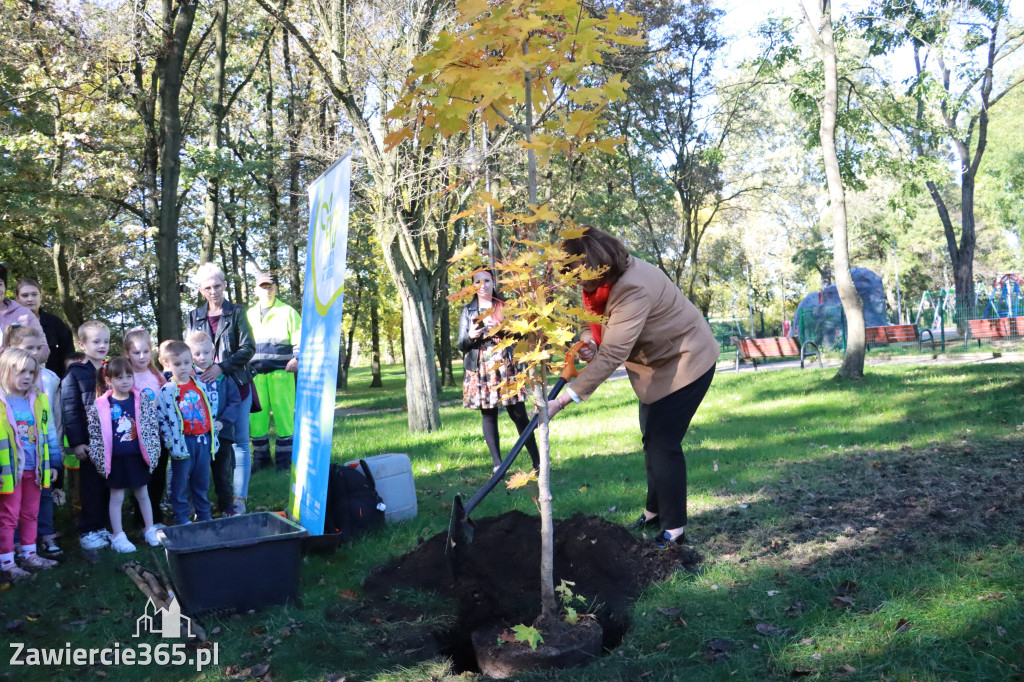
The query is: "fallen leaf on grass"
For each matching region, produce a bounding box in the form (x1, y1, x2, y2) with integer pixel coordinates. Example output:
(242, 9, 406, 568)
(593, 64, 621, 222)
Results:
(674, 616, 688, 628)
(656, 607, 680, 616)
(791, 668, 817, 677)
(497, 630, 518, 644)
(706, 639, 734, 653)
(785, 601, 806, 617)
(767, 590, 781, 596)
(834, 580, 859, 596)
(832, 596, 854, 609)
(338, 589, 358, 600)
(996, 625, 1006, 637)
(978, 593, 1004, 600)
(506, 471, 537, 489)
(842, 663, 857, 672)
(655, 642, 669, 650)
(755, 623, 796, 637)
(713, 460, 719, 471)
(893, 618, 912, 633)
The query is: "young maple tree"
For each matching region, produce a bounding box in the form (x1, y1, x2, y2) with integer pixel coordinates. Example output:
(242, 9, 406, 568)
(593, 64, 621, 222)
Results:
(387, 0, 641, 623)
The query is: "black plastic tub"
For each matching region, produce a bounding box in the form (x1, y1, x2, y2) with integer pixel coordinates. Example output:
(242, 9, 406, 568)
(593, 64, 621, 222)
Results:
(158, 512, 310, 615)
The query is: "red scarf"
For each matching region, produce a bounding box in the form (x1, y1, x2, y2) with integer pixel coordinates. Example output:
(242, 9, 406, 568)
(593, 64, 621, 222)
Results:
(582, 283, 612, 344)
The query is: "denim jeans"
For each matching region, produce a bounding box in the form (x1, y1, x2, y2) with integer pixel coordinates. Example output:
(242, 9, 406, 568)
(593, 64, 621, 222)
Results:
(232, 389, 253, 499)
(169, 434, 213, 524)
(36, 486, 54, 537)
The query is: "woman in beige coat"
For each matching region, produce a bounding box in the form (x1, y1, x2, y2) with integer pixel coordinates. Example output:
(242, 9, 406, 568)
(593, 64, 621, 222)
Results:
(548, 227, 718, 547)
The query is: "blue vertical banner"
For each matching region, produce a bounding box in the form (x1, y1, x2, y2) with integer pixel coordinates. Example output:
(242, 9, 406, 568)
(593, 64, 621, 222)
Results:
(290, 151, 351, 534)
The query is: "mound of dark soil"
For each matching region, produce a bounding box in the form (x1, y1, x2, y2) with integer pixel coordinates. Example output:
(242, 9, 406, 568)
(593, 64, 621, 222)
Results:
(362, 510, 699, 671)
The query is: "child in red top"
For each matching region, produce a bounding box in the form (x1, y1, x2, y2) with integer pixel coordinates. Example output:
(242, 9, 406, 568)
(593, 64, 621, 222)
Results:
(155, 341, 217, 525)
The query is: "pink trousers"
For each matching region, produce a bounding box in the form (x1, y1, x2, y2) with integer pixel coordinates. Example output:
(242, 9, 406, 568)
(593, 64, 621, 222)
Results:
(0, 471, 42, 554)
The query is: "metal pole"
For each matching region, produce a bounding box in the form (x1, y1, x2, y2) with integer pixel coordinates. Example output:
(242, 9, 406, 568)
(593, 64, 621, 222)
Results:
(746, 264, 754, 337)
(893, 243, 903, 324)
(483, 121, 495, 273)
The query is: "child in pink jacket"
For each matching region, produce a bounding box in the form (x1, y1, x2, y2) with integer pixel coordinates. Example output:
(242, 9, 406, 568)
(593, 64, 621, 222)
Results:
(86, 357, 161, 552)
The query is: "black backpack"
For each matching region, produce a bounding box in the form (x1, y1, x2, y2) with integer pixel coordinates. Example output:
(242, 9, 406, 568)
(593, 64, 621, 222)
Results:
(322, 460, 386, 542)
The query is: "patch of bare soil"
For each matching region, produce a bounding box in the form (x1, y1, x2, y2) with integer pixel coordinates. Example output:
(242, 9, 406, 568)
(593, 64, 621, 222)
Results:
(700, 439, 1024, 565)
(359, 511, 699, 672)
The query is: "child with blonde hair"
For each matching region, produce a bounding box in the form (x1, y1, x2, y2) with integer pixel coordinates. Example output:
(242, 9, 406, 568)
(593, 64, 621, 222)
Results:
(61, 319, 111, 550)
(0, 348, 61, 580)
(122, 327, 168, 514)
(3, 324, 63, 556)
(156, 340, 217, 524)
(86, 357, 161, 551)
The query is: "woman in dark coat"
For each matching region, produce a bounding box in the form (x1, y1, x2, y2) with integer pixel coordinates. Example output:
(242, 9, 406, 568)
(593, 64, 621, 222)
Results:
(457, 269, 539, 472)
(185, 263, 256, 514)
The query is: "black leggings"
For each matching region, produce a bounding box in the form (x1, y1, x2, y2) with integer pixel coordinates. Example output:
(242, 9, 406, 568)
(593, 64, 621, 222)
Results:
(481, 402, 539, 468)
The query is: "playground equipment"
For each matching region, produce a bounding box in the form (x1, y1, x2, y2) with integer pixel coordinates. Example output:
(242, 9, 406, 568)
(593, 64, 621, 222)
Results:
(981, 274, 1024, 319)
(914, 289, 958, 331)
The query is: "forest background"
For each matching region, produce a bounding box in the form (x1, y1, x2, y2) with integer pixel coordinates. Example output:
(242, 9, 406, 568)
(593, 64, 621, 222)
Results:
(2, 0, 1022, 429)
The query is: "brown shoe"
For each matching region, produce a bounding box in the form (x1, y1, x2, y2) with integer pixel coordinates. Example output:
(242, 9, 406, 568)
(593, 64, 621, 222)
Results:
(18, 552, 58, 570)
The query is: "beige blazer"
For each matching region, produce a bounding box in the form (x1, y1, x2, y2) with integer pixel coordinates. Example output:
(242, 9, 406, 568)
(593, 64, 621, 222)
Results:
(568, 257, 718, 405)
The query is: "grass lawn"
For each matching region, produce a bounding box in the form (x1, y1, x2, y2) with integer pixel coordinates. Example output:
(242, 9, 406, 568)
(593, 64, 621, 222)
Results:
(4, 362, 1023, 681)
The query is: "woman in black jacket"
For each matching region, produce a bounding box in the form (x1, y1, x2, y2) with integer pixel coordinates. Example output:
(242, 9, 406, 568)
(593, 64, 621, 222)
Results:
(457, 270, 538, 472)
(185, 263, 256, 514)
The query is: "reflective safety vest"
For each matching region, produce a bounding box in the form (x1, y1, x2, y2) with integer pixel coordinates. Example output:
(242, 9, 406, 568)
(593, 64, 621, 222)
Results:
(248, 298, 301, 373)
(1, 393, 53, 494)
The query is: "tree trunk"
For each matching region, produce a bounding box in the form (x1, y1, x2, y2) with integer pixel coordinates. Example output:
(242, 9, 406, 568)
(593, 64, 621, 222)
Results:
(435, 232, 455, 388)
(201, 0, 228, 264)
(370, 293, 383, 387)
(382, 228, 440, 431)
(282, 30, 303, 307)
(155, 0, 197, 341)
(264, 49, 281, 272)
(802, 0, 864, 379)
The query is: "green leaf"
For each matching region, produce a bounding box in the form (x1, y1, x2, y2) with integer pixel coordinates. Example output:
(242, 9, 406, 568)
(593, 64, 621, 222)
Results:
(512, 624, 544, 650)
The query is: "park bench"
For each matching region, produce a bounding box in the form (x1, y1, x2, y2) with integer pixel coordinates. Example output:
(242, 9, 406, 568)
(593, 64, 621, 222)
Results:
(966, 317, 1024, 346)
(733, 336, 822, 372)
(864, 324, 934, 352)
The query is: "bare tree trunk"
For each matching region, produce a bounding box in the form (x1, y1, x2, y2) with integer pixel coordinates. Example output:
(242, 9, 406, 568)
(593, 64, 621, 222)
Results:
(155, 0, 197, 341)
(370, 292, 382, 387)
(201, 0, 228, 264)
(801, 0, 864, 379)
(282, 29, 303, 306)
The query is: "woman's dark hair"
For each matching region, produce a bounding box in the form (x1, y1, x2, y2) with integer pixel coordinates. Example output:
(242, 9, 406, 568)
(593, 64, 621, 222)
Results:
(562, 225, 630, 284)
(97, 356, 134, 394)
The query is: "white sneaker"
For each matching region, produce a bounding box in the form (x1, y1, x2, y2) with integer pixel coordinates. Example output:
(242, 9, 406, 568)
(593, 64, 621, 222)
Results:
(109, 532, 137, 553)
(143, 527, 161, 547)
(79, 531, 107, 550)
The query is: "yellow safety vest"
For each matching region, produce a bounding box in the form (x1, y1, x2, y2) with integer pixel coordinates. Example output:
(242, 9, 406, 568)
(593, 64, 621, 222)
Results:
(0, 394, 53, 494)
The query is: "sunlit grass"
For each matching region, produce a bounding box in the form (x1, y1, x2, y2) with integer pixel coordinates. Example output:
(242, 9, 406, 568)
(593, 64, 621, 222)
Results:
(7, 361, 1024, 681)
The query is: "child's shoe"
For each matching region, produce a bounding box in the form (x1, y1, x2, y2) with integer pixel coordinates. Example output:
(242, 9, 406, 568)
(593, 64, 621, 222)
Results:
(2, 563, 33, 581)
(109, 532, 137, 553)
(18, 552, 58, 570)
(39, 534, 63, 557)
(143, 527, 161, 547)
(79, 531, 107, 550)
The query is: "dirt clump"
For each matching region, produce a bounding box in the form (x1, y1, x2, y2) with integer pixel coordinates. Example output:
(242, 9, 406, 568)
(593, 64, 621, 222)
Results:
(362, 510, 698, 671)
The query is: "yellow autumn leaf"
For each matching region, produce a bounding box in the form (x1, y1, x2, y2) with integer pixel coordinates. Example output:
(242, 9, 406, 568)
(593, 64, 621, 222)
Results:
(506, 470, 538, 489)
(448, 242, 478, 264)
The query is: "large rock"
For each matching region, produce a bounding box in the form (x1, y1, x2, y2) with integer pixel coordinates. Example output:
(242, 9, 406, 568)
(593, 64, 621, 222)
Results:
(794, 268, 888, 349)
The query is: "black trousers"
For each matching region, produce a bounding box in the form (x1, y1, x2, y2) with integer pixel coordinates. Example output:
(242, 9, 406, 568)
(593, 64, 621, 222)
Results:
(638, 365, 715, 530)
(77, 457, 110, 534)
(210, 438, 236, 513)
(147, 446, 170, 512)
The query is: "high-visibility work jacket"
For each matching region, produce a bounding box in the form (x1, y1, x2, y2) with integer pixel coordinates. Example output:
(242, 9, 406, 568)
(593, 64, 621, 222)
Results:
(1, 393, 54, 494)
(247, 299, 301, 373)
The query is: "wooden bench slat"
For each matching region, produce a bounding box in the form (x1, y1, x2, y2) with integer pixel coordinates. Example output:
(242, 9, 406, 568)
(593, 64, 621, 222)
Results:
(865, 324, 918, 345)
(969, 318, 1012, 339)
